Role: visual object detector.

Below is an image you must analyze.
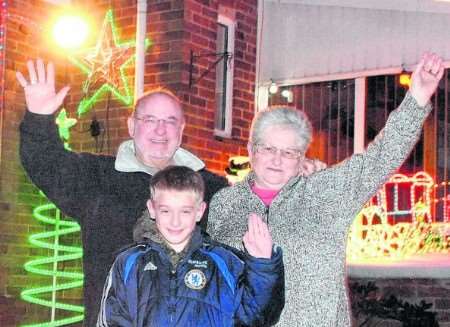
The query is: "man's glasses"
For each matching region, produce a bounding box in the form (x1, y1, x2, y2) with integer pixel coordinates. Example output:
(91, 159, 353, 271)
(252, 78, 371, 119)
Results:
(254, 144, 303, 160)
(134, 115, 180, 129)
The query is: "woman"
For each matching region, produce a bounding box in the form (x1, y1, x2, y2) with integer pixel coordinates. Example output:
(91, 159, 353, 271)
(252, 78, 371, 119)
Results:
(207, 52, 444, 326)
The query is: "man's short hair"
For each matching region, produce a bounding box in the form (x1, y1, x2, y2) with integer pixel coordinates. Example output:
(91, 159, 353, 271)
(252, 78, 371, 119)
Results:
(149, 166, 205, 202)
(133, 88, 181, 115)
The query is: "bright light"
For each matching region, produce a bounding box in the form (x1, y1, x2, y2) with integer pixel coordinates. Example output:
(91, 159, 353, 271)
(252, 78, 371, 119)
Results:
(269, 80, 278, 94)
(281, 89, 293, 102)
(53, 15, 89, 49)
(399, 72, 411, 88)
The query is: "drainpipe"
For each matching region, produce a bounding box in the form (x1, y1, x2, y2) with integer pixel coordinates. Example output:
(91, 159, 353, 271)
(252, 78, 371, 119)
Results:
(134, 0, 147, 102)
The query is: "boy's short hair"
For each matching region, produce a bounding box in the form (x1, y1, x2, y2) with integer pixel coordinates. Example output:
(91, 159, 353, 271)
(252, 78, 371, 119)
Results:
(150, 166, 205, 202)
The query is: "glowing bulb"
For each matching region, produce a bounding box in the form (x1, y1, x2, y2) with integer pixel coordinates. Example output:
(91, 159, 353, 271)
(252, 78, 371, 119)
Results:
(269, 80, 278, 94)
(53, 15, 89, 49)
(399, 72, 411, 88)
(281, 89, 293, 102)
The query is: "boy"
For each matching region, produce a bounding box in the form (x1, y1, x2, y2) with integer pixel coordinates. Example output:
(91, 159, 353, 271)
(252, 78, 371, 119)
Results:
(97, 166, 284, 326)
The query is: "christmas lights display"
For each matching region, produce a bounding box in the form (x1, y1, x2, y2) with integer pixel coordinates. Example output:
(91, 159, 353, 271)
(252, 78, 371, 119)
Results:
(433, 181, 450, 223)
(68, 9, 150, 116)
(55, 109, 77, 150)
(224, 156, 250, 184)
(347, 172, 449, 261)
(21, 111, 84, 326)
(0, 0, 6, 122)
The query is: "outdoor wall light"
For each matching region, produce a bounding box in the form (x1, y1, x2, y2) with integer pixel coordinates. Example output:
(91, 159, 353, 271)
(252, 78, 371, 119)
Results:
(269, 79, 278, 94)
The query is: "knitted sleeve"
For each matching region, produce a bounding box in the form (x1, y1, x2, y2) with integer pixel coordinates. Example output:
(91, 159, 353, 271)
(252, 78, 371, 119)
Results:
(19, 110, 102, 222)
(303, 92, 432, 227)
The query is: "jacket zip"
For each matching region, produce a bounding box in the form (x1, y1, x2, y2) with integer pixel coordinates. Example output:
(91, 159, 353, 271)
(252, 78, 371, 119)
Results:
(265, 205, 270, 225)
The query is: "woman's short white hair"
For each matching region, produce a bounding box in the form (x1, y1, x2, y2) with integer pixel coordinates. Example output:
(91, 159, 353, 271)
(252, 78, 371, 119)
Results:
(249, 106, 312, 152)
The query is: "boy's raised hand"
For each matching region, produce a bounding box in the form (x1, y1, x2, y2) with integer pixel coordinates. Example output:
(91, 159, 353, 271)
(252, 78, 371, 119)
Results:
(243, 213, 273, 259)
(16, 59, 70, 115)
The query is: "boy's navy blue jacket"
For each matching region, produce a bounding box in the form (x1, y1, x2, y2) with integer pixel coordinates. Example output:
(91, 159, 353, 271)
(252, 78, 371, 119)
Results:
(97, 228, 284, 326)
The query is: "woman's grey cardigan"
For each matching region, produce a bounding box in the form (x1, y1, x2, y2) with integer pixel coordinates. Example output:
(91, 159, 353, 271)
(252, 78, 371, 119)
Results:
(207, 93, 432, 327)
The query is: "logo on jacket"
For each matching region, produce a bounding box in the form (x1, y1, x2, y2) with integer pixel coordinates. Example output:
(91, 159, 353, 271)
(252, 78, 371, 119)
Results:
(184, 269, 206, 290)
(143, 261, 158, 271)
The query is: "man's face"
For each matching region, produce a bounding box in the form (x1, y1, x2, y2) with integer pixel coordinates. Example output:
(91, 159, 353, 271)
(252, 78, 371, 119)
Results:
(128, 94, 185, 169)
(147, 189, 206, 253)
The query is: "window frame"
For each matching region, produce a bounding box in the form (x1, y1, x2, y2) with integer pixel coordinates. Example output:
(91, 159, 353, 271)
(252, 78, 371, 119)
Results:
(214, 14, 235, 138)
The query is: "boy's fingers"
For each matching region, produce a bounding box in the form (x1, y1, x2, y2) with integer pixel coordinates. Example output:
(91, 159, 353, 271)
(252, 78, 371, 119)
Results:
(244, 230, 253, 247)
(248, 213, 257, 236)
(255, 215, 264, 236)
(260, 220, 269, 237)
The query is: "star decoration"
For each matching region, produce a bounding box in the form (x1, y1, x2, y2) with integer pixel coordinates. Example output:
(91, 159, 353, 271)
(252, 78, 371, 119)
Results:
(55, 108, 77, 150)
(68, 9, 151, 116)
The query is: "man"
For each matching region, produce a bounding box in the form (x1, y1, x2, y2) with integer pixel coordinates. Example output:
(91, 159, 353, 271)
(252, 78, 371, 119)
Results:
(16, 59, 227, 326)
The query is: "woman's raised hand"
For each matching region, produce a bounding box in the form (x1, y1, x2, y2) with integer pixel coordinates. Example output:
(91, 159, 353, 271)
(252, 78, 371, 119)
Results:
(410, 52, 444, 107)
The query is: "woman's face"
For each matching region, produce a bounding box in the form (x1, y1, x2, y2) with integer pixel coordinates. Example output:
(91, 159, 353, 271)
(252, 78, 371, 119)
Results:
(249, 124, 305, 191)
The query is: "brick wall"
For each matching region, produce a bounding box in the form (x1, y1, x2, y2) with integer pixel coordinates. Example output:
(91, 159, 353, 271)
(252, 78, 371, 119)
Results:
(0, 0, 257, 325)
(144, 0, 258, 174)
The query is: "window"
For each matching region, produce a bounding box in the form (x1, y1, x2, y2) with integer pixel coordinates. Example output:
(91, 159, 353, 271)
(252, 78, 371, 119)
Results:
(215, 15, 234, 137)
(270, 71, 450, 222)
(270, 80, 355, 165)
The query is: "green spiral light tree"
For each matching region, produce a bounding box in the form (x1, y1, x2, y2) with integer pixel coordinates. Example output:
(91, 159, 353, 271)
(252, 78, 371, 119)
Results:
(20, 109, 84, 326)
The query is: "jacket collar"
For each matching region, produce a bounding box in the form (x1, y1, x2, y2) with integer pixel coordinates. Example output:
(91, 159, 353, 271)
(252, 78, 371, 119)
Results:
(141, 213, 204, 268)
(115, 139, 205, 175)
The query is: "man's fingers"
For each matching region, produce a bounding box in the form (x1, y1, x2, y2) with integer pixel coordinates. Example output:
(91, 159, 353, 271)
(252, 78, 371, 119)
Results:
(26, 60, 37, 85)
(54, 86, 70, 107)
(16, 71, 28, 88)
(47, 62, 55, 88)
(36, 58, 45, 83)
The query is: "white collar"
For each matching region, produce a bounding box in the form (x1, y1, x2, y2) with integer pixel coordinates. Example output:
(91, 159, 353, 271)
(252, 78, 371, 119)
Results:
(115, 139, 205, 175)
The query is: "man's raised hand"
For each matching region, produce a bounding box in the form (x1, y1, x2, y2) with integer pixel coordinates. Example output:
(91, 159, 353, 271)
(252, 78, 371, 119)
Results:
(16, 59, 69, 115)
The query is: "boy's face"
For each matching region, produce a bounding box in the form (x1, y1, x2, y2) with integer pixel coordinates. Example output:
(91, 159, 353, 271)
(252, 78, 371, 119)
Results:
(147, 189, 206, 253)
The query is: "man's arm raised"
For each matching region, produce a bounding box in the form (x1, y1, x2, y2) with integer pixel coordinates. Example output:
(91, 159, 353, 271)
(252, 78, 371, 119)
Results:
(16, 59, 69, 115)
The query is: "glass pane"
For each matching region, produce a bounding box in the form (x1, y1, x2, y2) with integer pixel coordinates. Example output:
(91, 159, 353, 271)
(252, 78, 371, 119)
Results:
(365, 75, 420, 172)
(433, 70, 450, 222)
(270, 80, 355, 165)
(215, 23, 228, 131)
(367, 71, 450, 222)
